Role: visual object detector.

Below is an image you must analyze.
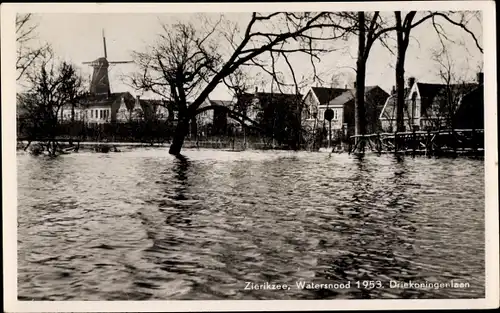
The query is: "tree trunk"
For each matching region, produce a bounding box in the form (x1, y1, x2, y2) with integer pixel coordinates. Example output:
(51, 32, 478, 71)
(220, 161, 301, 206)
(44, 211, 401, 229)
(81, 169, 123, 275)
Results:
(355, 60, 366, 138)
(355, 12, 367, 143)
(395, 44, 407, 133)
(169, 117, 190, 155)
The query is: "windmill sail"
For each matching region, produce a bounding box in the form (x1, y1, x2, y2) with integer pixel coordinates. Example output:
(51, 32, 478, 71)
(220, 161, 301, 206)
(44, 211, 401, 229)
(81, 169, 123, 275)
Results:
(83, 29, 132, 96)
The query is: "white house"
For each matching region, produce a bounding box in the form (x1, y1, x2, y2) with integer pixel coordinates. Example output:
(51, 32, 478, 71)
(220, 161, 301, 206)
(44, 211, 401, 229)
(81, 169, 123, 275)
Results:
(302, 86, 347, 127)
(379, 75, 482, 131)
(301, 85, 389, 136)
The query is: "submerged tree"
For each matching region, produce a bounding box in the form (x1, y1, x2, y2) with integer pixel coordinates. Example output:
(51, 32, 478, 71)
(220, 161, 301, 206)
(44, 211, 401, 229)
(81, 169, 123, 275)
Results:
(337, 11, 482, 138)
(330, 12, 397, 143)
(130, 12, 353, 155)
(19, 53, 85, 155)
(392, 11, 483, 132)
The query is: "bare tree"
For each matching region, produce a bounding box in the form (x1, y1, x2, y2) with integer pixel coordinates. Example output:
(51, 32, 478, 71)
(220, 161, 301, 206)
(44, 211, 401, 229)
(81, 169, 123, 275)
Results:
(392, 11, 483, 132)
(426, 48, 478, 130)
(20, 53, 85, 155)
(16, 13, 51, 81)
(328, 12, 396, 143)
(130, 12, 353, 155)
(337, 11, 482, 136)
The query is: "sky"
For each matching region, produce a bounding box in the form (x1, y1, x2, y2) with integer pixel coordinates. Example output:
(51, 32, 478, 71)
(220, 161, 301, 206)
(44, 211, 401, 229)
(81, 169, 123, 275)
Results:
(21, 11, 483, 100)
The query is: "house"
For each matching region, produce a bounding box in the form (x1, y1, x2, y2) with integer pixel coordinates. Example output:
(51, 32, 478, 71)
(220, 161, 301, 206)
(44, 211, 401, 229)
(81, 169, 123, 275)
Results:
(379, 74, 483, 132)
(234, 88, 303, 145)
(59, 93, 177, 125)
(206, 99, 233, 135)
(302, 84, 389, 137)
(453, 82, 484, 129)
(58, 92, 136, 124)
(236, 88, 303, 121)
(135, 96, 170, 122)
(302, 86, 349, 124)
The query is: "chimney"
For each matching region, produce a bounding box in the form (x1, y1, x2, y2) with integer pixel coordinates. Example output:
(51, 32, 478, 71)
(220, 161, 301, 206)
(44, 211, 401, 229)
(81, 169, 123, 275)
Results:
(408, 77, 415, 88)
(391, 85, 396, 95)
(254, 87, 258, 94)
(477, 72, 484, 85)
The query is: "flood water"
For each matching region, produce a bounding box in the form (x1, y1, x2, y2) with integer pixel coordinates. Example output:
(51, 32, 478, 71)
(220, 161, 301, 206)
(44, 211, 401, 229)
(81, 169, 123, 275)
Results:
(17, 148, 485, 300)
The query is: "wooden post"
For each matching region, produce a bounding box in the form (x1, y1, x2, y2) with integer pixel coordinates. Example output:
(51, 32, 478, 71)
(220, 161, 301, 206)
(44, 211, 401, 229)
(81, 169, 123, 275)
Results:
(377, 133, 382, 154)
(328, 119, 332, 150)
(412, 128, 416, 156)
(394, 131, 398, 153)
(426, 129, 430, 157)
(243, 127, 246, 150)
(452, 128, 457, 156)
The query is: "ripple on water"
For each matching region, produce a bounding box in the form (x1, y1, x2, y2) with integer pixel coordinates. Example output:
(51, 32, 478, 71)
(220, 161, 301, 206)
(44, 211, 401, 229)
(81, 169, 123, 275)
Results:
(17, 149, 485, 300)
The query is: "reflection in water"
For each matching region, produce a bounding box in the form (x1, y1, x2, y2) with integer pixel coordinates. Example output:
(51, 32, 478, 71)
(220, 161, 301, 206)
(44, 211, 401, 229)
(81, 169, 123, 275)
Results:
(17, 149, 485, 300)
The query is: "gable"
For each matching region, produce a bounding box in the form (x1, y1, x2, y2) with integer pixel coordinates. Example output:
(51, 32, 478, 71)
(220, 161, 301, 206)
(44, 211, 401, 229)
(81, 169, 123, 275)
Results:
(379, 88, 411, 120)
(311, 87, 347, 105)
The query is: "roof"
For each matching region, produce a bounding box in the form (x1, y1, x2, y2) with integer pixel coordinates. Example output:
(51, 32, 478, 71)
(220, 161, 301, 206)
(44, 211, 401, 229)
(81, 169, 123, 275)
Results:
(235, 91, 303, 115)
(380, 88, 411, 120)
(380, 82, 480, 120)
(326, 86, 380, 107)
(310, 87, 348, 105)
(81, 92, 135, 109)
(420, 82, 478, 116)
(138, 98, 165, 119)
(255, 92, 303, 107)
(417, 82, 478, 104)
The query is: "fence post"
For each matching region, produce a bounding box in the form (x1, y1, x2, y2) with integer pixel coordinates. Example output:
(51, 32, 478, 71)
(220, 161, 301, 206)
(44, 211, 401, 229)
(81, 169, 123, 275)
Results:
(471, 128, 476, 154)
(412, 128, 416, 156)
(377, 133, 382, 154)
(394, 131, 397, 153)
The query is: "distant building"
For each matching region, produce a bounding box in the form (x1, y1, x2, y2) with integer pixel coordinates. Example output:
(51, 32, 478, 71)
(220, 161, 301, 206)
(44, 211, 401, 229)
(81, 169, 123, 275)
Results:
(135, 96, 170, 122)
(235, 88, 303, 122)
(59, 92, 135, 124)
(206, 100, 233, 135)
(302, 86, 348, 123)
(59, 94, 175, 124)
(379, 73, 484, 131)
(302, 84, 389, 137)
(234, 88, 303, 145)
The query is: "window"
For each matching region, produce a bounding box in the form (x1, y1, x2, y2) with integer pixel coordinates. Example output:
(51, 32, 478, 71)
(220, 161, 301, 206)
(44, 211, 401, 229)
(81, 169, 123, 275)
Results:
(91, 110, 93, 118)
(411, 92, 418, 120)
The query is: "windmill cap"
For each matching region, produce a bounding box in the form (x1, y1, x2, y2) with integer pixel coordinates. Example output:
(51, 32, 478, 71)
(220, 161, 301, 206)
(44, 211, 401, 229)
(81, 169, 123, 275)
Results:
(84, 57, 109, 67)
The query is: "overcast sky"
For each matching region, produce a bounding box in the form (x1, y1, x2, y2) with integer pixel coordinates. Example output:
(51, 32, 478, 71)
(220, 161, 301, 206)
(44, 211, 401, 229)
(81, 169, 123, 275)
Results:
(23, 11, 483, 100)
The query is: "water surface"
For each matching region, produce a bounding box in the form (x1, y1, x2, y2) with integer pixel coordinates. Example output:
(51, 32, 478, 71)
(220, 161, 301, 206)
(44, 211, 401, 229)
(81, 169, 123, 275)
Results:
(17, 148, 485, 300)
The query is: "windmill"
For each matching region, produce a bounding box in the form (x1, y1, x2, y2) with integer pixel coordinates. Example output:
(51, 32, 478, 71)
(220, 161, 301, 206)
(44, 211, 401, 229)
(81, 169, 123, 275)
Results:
(83, 30, 133, 96)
